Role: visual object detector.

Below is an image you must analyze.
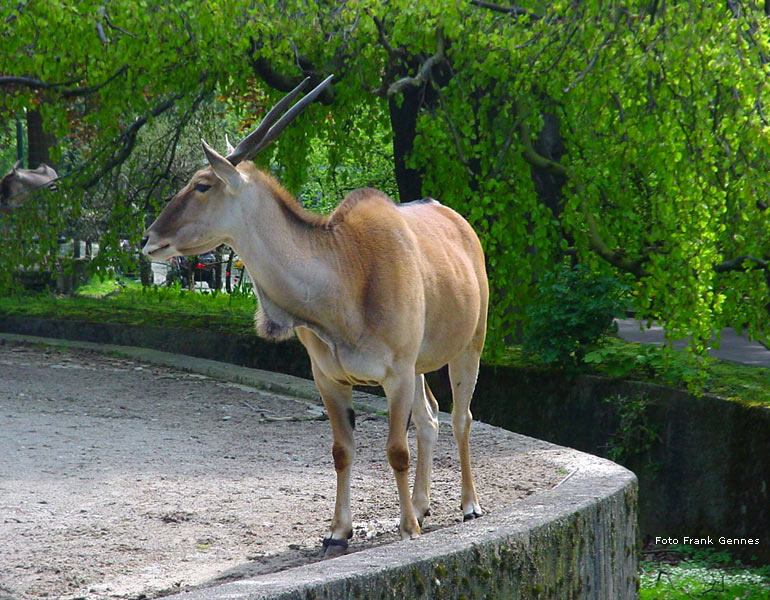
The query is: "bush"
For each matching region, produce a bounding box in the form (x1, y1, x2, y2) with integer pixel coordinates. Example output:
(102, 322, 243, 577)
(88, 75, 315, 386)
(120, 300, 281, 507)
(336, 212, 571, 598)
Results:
(523, 263, 628, 368)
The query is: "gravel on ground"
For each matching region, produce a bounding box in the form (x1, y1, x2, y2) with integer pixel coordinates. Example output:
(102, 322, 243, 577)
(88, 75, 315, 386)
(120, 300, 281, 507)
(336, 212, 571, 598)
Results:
(0, 342, 563, 600)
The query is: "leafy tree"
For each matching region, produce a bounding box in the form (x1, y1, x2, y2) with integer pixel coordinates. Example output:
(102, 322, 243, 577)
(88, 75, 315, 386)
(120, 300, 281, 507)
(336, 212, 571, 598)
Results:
(2, 1, 770, 361)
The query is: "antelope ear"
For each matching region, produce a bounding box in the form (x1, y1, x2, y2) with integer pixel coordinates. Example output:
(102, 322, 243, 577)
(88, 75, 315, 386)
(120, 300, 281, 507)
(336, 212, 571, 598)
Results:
(12, 159, 22, 171)
(202, 139, 241, 189)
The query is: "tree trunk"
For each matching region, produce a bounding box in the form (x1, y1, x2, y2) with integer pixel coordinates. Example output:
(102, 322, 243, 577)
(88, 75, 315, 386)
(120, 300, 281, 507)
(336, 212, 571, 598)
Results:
(214, 245, 223, 291)
(188, 256, 196, 291)
(530, 111, 568, 219)
(139, 254, 153, 287)
(225, 252, 233, 293)
(388, 87, 423, 202)
(26, 109, 57, 169)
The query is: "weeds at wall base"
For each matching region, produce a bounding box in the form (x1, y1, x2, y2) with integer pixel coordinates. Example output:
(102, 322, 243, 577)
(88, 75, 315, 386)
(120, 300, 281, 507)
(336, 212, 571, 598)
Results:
(639, 546, 770, 600)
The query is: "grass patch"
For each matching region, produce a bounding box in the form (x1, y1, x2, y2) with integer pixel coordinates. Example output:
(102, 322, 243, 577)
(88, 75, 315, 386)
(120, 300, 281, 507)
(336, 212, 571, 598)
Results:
(640, 546, 770, 599)
(0, 281, 256, 335)
(487, 335, 770, 407)
(584, 337, 770, 406)
(74, 275, 142, 298)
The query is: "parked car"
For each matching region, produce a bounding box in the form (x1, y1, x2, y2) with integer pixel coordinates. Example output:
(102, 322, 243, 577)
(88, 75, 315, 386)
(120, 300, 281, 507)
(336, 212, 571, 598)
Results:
(165, 252, 218, 288)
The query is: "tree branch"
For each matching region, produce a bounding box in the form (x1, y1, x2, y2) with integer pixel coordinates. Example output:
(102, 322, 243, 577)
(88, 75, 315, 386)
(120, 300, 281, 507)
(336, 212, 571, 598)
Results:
(63, 64, 129, 97)
(563, 48, 600, 93)
(516, 105, 570, 179)
(96, 22, 108, 44)
(562, 21, 618, 94)
(104, 10, 136, 38)
(0, 64, 129, 97)
(0, 75, 77, 90)
(584, 212, 649, 277)
(470, 0, 540, 19)
(713, 255, 769, 273)
(248, 39, 335, 105)
(364, 12, 408, 97)
(80, 93, 184, 190)
(435, 87, 475, 177)
(250, 55, 302, 91)
(516, 100, 648, 277)
(387, 30, 445, 96)
(141, 90, 210, 208)
(368, 11, 406, 60)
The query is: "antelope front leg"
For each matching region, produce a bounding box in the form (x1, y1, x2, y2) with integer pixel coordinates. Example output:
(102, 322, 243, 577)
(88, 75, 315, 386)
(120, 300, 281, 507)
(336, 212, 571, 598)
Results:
(383, 372, 420, 540)
(311, 363, 355, 556)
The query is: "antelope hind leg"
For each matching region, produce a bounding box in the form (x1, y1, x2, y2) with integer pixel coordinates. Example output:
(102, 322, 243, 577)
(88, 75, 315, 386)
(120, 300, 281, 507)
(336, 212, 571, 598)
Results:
(382, 371, 421, 540)
(410, 374, 439, 526)
(449, 349, 483, 521)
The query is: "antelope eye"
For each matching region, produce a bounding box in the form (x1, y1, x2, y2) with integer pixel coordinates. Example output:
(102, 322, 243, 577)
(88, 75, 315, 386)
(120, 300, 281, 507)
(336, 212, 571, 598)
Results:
(194, 183, 211, 193)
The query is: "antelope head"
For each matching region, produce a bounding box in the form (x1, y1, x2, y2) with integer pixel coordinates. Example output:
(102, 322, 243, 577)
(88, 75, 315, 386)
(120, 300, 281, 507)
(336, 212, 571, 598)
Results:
(1, 160, 58, 207)
(140, 75, 333, 260)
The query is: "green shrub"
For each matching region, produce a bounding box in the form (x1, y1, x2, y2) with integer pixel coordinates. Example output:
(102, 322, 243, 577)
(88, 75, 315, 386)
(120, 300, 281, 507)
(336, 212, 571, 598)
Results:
(602, 394, 660, 469)
(523, 264, 628, 368)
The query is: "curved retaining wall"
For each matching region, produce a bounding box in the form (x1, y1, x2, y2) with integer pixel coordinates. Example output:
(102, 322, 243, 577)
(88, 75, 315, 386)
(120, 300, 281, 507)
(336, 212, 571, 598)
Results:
(5, 315, 768, 562)
(0, 328, 639, 599)
(0, 316, 314, 379)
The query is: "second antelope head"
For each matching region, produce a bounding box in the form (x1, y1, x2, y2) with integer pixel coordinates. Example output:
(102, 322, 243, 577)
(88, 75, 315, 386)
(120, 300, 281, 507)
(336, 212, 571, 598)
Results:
(1, 161, 58, 208)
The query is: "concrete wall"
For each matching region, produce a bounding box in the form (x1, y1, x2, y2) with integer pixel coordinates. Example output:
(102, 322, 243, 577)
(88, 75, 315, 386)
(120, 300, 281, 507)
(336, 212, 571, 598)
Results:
(166, 452, 637, 600)
(0, 316, 313, 378)
(4, 316, 768, 562)
(434, 366, 770, 563)
(4, 316, 768, 561)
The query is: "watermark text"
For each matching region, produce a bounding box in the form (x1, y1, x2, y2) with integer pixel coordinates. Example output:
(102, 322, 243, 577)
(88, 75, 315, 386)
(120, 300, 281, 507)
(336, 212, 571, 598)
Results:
(654, 536, 760, 546)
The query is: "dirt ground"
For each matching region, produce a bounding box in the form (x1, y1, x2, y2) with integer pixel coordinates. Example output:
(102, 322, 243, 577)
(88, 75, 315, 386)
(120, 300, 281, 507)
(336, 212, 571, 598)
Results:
(0, 341, 563, 600)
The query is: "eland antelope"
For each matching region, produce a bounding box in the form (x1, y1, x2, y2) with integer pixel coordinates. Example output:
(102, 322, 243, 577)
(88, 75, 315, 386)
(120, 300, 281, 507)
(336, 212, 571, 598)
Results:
(141, 76, 489, 553)
(0, 160, 58, 209)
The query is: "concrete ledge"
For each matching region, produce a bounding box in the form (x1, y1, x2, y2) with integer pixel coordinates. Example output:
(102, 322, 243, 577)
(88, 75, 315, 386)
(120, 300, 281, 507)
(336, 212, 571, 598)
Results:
(169, 452, 637, 600)
(1, 332, 638, 599)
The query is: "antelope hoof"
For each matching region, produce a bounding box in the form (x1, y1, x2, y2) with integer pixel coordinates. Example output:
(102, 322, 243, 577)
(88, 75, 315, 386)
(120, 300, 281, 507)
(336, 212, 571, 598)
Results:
(321, 536, 349, 557)
(417, 508, 431, 528)
(399, 519, 421, 541)
(463, 510, 483, 522)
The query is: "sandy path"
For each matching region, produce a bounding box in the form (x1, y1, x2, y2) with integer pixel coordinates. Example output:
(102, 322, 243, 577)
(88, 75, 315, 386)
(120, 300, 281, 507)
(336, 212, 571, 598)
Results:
(0, 342, 561, 600)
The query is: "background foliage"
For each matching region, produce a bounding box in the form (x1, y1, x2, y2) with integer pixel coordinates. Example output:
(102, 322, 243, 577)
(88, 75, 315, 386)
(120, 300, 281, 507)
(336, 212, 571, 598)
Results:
(2, 1, 770, 359)
(523, 264, 628, 367)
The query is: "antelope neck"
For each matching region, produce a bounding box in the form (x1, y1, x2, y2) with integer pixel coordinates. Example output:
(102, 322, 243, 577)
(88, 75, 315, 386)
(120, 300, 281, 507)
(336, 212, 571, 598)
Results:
(227, 184, 340, 329)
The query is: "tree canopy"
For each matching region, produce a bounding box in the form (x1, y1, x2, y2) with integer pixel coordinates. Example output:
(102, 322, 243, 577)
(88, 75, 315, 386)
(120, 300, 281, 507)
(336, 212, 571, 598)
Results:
(2, 1, 770, 360)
